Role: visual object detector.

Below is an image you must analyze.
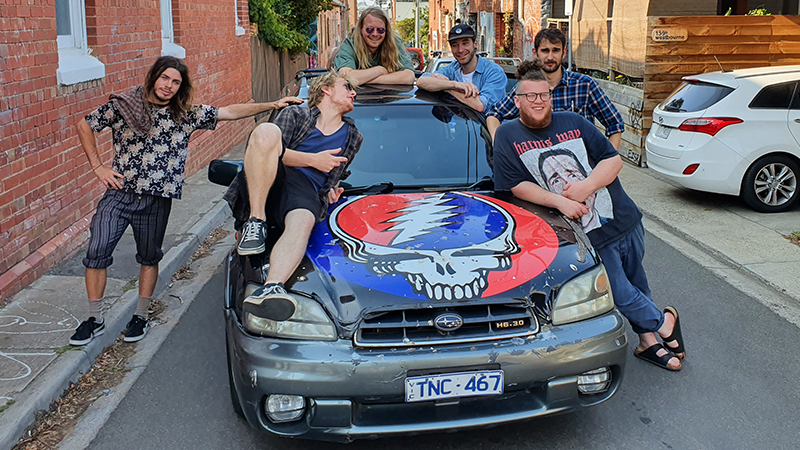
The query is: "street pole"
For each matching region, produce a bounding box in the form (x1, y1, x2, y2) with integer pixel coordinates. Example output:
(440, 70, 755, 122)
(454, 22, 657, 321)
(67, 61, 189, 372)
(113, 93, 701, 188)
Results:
(565, 0, 572, 70)
(415, 0, 420, 47)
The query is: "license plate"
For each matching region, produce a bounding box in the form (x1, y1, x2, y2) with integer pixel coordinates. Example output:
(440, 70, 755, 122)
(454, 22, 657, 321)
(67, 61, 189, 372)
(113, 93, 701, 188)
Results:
(405, 370, 504, 402)
(655, 124, 671, 139)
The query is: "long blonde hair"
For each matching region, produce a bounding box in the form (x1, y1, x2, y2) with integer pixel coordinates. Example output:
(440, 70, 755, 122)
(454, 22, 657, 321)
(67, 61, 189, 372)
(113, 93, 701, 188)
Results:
(351, 8, 403, 73)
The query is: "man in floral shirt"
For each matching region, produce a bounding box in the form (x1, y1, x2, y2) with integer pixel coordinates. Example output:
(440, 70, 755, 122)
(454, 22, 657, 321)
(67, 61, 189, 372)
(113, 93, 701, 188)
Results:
(70, 56, 301, 345)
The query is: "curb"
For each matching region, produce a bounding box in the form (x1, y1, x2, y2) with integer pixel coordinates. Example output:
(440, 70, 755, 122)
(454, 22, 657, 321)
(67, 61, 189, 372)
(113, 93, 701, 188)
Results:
(638, 206, 800, 305)
(0, 202, 231, 450)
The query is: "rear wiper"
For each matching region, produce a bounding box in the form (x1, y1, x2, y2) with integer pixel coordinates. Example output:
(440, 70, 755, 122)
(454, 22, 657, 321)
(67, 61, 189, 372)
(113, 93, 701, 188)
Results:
(343, 182, 394, 196)
(662, 104, 686, 112)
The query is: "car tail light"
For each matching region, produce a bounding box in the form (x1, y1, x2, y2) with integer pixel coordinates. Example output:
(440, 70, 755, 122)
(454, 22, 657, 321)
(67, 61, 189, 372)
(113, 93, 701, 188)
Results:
(678, 117, 743, 136)
(683, 164, 700, 175)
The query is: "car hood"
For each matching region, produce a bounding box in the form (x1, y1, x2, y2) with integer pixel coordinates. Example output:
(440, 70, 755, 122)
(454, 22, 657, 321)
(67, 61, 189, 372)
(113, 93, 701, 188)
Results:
(275, 191, 598, 329)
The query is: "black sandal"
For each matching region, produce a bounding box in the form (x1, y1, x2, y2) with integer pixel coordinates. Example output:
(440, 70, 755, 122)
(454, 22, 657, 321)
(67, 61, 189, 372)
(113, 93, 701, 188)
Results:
(662, 306, 685, 358)
(634, 343, 681, 371)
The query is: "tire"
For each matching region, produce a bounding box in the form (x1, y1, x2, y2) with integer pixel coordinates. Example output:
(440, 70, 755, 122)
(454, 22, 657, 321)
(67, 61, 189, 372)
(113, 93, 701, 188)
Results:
(741, 154, 800, 213)
(226, 331, 245, 419)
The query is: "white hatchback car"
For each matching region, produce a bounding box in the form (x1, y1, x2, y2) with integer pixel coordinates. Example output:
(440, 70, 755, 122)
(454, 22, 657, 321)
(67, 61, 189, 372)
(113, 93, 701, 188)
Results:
(645, 65, 800, 213)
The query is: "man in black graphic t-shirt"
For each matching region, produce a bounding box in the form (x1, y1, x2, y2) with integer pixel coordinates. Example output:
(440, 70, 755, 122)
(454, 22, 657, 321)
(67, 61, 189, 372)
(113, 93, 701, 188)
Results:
(494, 60, 687, 372)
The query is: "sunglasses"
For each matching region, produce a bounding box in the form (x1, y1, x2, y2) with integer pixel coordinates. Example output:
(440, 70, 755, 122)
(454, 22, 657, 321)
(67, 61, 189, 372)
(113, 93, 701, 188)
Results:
(364, 27, 386, 35)
(340, 80, 355, 92)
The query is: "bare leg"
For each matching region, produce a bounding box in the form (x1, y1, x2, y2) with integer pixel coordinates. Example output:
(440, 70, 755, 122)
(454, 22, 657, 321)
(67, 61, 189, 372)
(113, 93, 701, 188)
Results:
(244, 123, 283, 221)
(265, 209, 316, 285)
(139, 264, 158, 298)
(85, 268, 108, 300)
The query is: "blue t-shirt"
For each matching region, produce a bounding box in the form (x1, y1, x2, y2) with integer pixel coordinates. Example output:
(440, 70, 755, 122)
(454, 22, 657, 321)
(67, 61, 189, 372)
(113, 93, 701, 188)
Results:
(493, 111, 642, 249)
(295, 124, 350, 191)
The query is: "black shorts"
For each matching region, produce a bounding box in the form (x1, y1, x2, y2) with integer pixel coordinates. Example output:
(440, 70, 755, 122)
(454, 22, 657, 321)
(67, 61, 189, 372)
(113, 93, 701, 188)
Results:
(264, 165, 325, 230)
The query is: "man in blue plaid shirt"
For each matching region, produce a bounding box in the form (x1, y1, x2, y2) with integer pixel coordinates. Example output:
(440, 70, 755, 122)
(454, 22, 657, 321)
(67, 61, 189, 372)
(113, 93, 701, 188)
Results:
(486, 28, 624, 150)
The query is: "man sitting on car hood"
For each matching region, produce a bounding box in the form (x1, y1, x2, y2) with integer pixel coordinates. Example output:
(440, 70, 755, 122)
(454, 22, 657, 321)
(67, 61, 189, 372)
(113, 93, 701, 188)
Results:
(223, 71, 364, 319)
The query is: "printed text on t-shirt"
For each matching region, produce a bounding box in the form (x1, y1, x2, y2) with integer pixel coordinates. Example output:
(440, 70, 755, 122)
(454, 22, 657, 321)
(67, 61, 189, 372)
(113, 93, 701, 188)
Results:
(512, 128, 582, 155)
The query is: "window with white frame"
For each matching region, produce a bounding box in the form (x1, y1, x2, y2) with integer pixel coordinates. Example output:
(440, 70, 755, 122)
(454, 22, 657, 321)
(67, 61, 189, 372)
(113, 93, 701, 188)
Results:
(161, 0, 186, 58)
(54, 0, 104, 85)
(234, 0, 246, 36)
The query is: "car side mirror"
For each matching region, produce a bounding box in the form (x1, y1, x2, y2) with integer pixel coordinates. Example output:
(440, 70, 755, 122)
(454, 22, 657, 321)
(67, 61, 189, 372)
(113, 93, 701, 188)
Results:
(208, 160, 243, 187)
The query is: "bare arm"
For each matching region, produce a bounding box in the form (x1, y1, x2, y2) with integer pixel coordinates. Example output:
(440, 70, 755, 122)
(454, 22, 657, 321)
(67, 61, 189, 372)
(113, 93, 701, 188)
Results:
(608, 132, 621, 151)
(217, 96, 303, 121)
(282, 148, 348, 172)
(338, 66, 388, 85)
(371, 68, 416, 85)
(77, 118, 123, 189)
(449, 90, 484, 112)
(511, 180, 589, 221)
(487, 116, 501, 141)
(417, 75, 479, 97)
(561, 155, 624, 203)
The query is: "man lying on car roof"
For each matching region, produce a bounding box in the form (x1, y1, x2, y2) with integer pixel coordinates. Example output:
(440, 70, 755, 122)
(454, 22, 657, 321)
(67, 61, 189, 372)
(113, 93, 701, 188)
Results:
(416, 24, 506, 113)
(223, 71, 364, 319)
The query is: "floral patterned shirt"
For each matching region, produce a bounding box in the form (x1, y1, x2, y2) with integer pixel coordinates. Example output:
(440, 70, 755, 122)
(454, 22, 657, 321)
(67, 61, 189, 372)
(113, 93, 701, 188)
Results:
(85, 102, 218, 199)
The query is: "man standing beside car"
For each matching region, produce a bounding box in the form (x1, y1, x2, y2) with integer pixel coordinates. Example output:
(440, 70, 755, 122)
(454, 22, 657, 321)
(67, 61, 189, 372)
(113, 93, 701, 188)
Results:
(416, 24, 507, 113)
(486, 28, 625, 150)
(70, 56, 302, 346)
(493, 59, 686, 372)
(224, 71, 363, 321)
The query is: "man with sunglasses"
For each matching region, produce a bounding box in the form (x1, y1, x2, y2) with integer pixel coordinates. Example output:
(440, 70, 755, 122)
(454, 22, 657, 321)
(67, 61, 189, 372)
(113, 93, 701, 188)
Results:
(416, 24, 506, 112)
(492, 59, 686, 373)
(486, 28, 624, 150)
(223, 72, 363, 317)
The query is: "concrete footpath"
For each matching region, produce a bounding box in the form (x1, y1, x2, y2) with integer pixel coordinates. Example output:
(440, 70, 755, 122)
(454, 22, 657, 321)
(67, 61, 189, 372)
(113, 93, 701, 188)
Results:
(0, 152, 799, 449)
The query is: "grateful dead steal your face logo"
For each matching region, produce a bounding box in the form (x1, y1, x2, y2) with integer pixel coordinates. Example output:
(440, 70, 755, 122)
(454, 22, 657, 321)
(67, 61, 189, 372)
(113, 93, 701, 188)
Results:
(307, 192, 559, 301)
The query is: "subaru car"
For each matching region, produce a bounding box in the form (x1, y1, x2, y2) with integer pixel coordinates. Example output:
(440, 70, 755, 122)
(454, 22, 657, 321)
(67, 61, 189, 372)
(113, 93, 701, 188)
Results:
(645, 65, 800, 213)
(209, 71, 628, 441)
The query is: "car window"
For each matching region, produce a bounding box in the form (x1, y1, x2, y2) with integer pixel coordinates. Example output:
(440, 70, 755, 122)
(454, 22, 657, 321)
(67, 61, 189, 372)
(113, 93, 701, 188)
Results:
(343, 104, 492, 188)
(750, 81, 797, 109)
(661, 81, 734, 113)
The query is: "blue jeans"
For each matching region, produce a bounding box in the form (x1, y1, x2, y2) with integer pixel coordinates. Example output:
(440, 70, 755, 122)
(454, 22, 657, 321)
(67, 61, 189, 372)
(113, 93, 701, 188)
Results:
(596, 222, 664, 334)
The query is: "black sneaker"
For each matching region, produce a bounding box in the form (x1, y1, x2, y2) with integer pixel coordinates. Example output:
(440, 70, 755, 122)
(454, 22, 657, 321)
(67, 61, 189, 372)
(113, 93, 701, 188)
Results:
(69, 317, 105, 346)
(123, 315, 149, 343)
(237, 217, 268, 255)
(243, 283, 296, 321)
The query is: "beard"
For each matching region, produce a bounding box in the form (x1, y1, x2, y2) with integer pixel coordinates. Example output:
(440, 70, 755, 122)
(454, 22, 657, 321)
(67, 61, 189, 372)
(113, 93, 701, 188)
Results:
(519, 106, 552, 129)
(542, 60, 562, 74)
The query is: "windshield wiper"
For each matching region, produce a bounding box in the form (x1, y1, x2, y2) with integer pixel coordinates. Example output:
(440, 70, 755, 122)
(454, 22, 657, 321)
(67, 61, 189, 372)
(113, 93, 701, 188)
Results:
(424, 177, 494, 192)
(342, 182, 394, 196)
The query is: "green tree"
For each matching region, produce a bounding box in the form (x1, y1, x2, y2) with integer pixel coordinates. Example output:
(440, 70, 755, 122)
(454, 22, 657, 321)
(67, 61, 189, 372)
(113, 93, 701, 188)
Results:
(249, 0, 333, 53)
(395, 7, 429, 55)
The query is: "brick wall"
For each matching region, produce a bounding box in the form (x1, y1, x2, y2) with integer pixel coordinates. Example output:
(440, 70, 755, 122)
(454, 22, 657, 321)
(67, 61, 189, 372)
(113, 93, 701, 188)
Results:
(0, 0, 254, 302)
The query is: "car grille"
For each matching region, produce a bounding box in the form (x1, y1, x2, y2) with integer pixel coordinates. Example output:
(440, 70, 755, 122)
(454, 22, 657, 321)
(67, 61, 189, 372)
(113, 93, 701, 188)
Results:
(354, 304, 539, 348)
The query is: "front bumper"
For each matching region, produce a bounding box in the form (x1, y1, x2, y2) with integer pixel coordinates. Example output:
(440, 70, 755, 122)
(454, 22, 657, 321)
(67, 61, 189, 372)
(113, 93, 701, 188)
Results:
(226, 309, 628, 441)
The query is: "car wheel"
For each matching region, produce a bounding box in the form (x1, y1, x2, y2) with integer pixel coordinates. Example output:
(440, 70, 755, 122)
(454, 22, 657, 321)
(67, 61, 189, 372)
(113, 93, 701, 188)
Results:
(226, 331, 245, 419)
(741, 155, 800, 213)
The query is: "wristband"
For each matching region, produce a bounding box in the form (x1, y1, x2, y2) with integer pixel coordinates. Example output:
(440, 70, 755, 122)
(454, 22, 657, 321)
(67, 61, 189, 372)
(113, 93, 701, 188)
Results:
(92, 164, 101, 170)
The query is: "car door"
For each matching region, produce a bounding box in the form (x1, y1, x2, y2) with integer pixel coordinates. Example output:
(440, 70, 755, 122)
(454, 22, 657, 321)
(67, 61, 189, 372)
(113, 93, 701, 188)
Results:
(786, 82, 800, 154)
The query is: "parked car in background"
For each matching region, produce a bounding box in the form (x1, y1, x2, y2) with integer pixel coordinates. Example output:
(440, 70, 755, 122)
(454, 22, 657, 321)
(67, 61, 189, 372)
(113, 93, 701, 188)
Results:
(645, 65, 800, 213)
(209, 70, 627, 442)
(406, 47, 425, 71)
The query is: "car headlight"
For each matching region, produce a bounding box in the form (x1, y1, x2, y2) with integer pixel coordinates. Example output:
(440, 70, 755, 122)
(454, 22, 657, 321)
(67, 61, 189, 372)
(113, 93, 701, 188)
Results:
(243, 283, 337, 341)
(551, 265, 614, 325)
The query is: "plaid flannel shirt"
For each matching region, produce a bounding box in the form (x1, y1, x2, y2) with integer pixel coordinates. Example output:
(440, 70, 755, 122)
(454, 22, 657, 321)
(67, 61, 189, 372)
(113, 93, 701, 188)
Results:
(487, 69, 625, 136)
(224, 105, 363, 227)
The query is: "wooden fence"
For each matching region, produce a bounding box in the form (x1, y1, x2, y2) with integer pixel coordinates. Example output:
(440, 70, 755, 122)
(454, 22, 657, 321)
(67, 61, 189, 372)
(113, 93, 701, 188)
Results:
(643, 15, 800, 134)
(251, 37, 309, 120)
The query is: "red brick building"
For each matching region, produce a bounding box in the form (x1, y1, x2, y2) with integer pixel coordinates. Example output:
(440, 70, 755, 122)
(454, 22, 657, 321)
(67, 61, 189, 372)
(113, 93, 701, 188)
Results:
(0, 0, 255, 302)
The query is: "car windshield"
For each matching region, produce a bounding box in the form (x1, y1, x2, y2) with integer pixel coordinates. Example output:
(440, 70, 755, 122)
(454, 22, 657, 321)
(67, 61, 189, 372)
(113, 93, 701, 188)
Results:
(661, 81, 734, 113)
(342, 104, 493, 189)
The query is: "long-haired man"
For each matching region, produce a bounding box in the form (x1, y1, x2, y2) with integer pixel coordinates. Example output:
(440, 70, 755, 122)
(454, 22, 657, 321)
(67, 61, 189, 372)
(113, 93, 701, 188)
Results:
(333, 7, 415, 85)
(71, 56, 301, 345)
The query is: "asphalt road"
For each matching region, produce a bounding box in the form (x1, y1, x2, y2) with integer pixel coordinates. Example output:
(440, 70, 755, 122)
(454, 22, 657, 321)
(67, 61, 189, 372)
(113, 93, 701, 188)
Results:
(87, 233, 800, 450)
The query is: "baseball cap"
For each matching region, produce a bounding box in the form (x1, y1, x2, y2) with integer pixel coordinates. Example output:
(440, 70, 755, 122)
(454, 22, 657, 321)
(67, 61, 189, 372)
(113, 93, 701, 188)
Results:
(448, 24, 475, 42)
